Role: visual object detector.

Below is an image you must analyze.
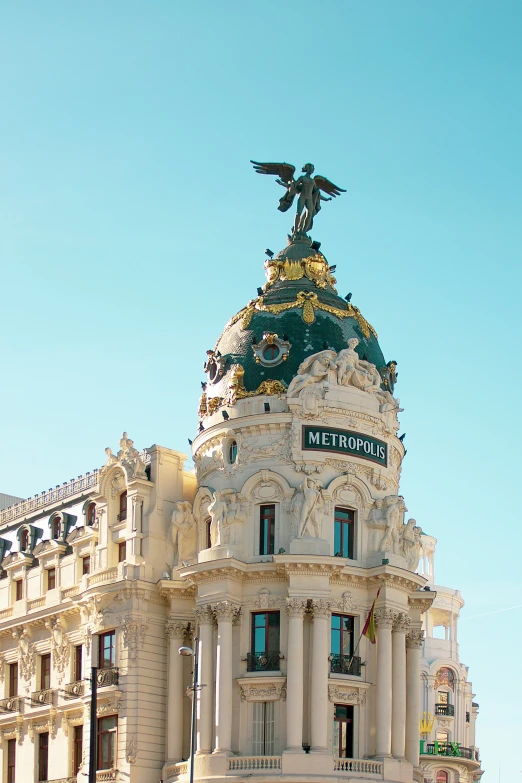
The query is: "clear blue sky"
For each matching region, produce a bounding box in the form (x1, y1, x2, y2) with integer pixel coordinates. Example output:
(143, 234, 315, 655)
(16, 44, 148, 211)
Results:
(1, 2, 521, 778)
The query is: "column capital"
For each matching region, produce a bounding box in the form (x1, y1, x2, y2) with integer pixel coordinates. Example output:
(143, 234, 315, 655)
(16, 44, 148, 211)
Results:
(194, 605, 215, 626)
(375, 608, 396, 630)
(165, 619, 189, 640)
(393, 613, 411, 633)
(285, 597, 308, 618)
(406, 629, 424, 649)
(213, 601, 241, 623)
(311, 599, 332, 619)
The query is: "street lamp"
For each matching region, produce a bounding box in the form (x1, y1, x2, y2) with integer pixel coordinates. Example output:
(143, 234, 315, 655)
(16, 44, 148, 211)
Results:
(178, 639, 200, 783)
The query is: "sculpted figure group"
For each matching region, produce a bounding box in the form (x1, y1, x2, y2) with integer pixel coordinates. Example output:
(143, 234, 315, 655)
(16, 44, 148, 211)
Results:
(368, 495, 422, 571)
(208, 489, 246, 548)
(286, 338, 398, 411)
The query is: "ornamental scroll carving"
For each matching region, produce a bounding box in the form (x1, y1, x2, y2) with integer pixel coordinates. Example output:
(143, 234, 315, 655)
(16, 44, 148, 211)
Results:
(45, 617, 70, 682)
(310, 599, 333, 619)
(393, 613, 411, 633)
(13, 626, 35, 681)
(374, 609, 396, 630)
(213, 602, 241, 623)
(165, 620, 189, 640)
(126, 734, 138, 764)
(328, 684, 367, 705)
(239, 681, 287, 702)
(120, 614, 147, 664)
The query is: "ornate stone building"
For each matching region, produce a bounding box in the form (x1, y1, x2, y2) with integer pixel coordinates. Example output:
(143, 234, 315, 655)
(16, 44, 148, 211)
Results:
(0, 231, 483, 783)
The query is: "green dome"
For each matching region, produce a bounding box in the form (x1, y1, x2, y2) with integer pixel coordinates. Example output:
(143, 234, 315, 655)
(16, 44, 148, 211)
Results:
(203, 236, 388, 409)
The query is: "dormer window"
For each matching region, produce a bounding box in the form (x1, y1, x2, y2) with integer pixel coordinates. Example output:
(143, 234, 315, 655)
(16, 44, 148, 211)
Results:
(20, 529, 29, 552)
(118, 492, 127, 522)
(51, 517, 61, 540)
(86, 503, 96, 526)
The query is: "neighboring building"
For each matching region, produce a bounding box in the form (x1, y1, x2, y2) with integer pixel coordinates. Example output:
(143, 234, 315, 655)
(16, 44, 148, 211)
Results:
(0, 496, 23, 513)
(0, 234, 483, 783)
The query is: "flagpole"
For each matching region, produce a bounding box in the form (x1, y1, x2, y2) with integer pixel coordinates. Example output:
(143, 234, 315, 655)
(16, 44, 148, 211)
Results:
(349, 581, 384, 663)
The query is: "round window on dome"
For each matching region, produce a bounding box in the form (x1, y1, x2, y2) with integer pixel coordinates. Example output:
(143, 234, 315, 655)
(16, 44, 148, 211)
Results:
(262, 344, 280, 361)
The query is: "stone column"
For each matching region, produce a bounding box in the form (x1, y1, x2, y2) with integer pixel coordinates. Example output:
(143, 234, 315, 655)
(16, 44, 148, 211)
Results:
(391, 614, 410, 759)
(405, 629, 424, 767)
(165, 619, 188, 762)
(213, 602, 239, 754)
(285, 598, 307, 753)
(195, 607, 214, 754)
(310, 600, 331, 753)
(374, 609, 395, 758)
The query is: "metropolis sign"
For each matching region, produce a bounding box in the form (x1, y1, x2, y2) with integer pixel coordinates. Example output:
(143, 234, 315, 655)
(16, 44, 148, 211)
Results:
(302, 426, 388, 467)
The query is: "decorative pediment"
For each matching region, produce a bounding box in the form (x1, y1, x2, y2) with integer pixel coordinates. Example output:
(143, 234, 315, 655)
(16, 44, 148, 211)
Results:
(2, 551, 34, 570)
(67, 525, 98, 547)
(237, 676, 287, 702)
(33, 539, 67, 559)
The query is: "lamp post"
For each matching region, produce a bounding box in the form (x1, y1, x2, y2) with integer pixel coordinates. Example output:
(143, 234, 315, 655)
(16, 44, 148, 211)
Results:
(178, 639, 200, 783)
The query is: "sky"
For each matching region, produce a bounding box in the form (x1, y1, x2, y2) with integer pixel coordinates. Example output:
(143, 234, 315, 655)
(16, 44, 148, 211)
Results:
(1, 1, 521, 779)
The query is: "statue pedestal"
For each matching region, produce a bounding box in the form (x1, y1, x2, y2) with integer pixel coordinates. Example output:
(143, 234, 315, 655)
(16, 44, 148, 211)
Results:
(289, 536, 329, 556)
(366, 550, 408, 569)
(198, 545, 242, 563)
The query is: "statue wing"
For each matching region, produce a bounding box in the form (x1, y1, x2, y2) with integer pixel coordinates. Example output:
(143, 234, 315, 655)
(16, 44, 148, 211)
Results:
(314, 175, 346, 198)
(250, 160, 296, 184)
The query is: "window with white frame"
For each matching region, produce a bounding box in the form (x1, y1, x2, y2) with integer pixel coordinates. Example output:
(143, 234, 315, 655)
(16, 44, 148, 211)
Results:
(252, 701, 275, 756)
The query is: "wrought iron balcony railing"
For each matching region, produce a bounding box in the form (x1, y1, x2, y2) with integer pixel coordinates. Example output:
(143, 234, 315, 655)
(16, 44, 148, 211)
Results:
(246, 652, 281, 672)
(97, 667, 119, 688)
(329, 654, 362, 676)
(31, 688, 55, 706)
(64, 680, 85, 699)
(435, 703, 455, 716)
(117, 510, 127, 522)
(0, 696, 20, 713)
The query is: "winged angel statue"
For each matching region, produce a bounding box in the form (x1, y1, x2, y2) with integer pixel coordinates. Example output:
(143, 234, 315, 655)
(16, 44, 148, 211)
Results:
(251, 161, 345, 235)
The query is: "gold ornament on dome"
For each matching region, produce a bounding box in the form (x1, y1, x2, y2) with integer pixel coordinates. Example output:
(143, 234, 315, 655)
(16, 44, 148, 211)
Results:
(226, 365, 286, 405)
(224, 291, 377, 338)
(263, 253, 337, 291)
(207, 396, 224, 415)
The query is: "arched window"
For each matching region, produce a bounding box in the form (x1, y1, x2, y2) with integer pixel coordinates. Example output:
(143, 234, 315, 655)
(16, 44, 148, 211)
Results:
(436, 772, 448, 783)
(262, 343, 280, 361)
(118, 492, 127, 522)
(51, 517, 61, 540)
(228, 441, 238, 464)
(86, 503, 96, 526)
(20, 529, 29, 552)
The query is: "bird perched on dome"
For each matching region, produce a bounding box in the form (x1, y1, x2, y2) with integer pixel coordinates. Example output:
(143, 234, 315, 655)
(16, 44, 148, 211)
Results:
(250, 160, 345, 236)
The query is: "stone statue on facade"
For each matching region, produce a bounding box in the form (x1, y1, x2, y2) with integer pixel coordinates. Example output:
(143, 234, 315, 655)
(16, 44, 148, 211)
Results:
(287, 350, 337, 398)
(380, 495, 406, 554)
(171, 501, 196, 565)
(292, 477, 324, 538)
(401, 518, 423, 571)
(335, 338, 382, 392)
(102, 432, 148, 480)
(208, 489, 246, 548)
(251, 161, 345, 235)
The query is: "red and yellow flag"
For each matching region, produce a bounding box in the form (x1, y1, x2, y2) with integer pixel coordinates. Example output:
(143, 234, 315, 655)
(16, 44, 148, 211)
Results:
(362, 586, 381, 644)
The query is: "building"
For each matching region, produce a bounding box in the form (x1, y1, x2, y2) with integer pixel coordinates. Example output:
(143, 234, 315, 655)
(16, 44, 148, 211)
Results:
(0, 225, 483, 782)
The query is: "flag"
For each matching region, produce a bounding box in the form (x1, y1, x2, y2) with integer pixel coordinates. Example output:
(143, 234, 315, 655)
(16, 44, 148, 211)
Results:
(362, 586, 381, 644)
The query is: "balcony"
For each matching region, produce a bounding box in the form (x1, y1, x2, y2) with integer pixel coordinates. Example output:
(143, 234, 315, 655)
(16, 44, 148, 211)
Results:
(97, 667, 119, 688)
(334, 758, 384, 775)
(31, 688, 54, 706)
(435, 703, 455, 716)
(330, 654, 362, 677)
(117, 510, 127, 522)
(64, 680, 85, 699)
(246, 652, 281, 673)
(424, 743, 479, 761)
(228, 757, 282, 772)
(0, 696, 20, 713)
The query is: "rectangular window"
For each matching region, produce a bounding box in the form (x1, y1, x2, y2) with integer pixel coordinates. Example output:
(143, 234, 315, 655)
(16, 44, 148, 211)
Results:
(438, 691, 449, 705)
(7, 738, 16, 783)
(331, 614, 354, 656)
(82, 556, 91, 575)
(334, 508, 355, 559)
(118, 491, 127, 522)
(73, 725, 83, 775)
(98, 631, 115, 669)
(38, 731, 49, 781)
(14, 580, 23, 601)
(118, 541, 126, 563)
(97, 715, 117, 770)
(74, 645, 83, 682)
(47, 568, 56, 591)
(8, 663, 18, 698)
(259, 505, 275, 555)
(40, 654, 51, 690)
(251, 612, 280, 654)
(334, 704, 354, 758)
(206, 519, 212, 549)
(252, 701, 275, 755)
